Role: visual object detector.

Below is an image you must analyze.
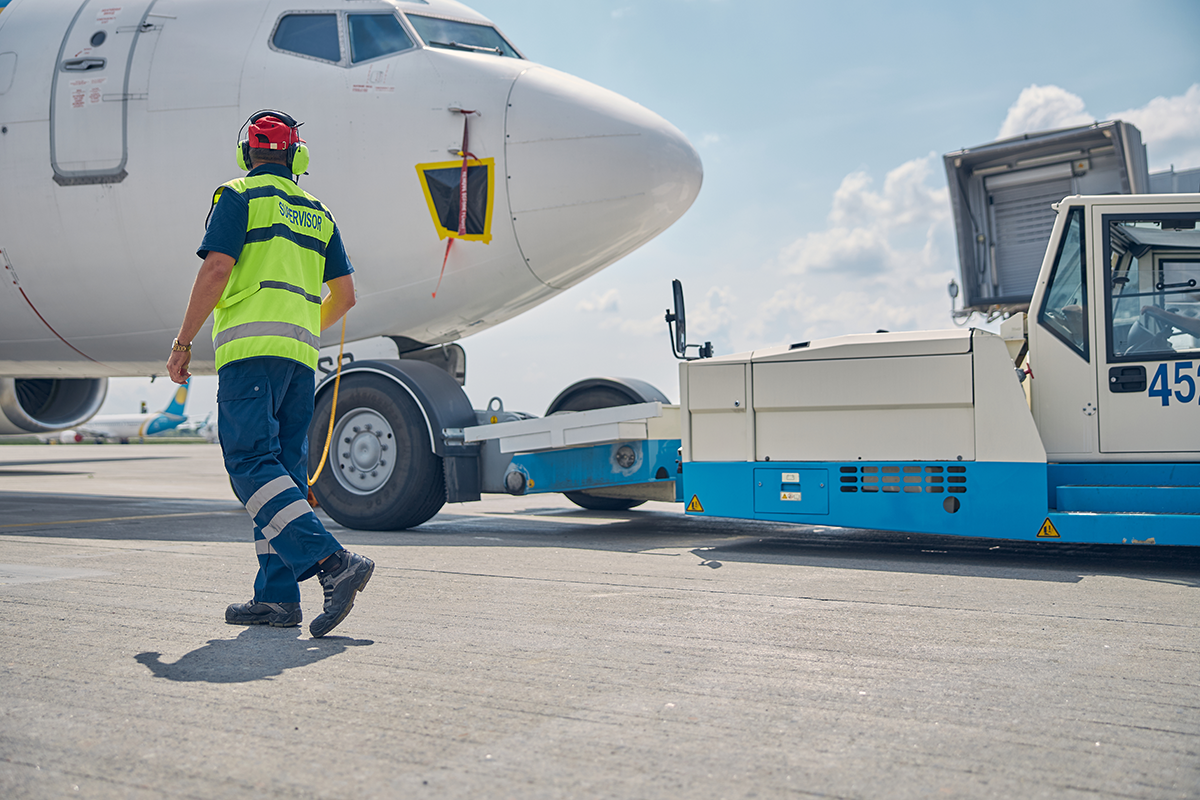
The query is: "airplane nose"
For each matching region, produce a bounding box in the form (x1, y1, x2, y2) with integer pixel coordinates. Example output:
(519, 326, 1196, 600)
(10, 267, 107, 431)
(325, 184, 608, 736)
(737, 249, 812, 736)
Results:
(505, 66, 703, 289)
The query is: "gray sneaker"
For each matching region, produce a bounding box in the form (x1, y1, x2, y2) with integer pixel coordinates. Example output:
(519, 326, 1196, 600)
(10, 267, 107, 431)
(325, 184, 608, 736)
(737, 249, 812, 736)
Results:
(226, 600, 302, 628)
(309, 550, 374, 638)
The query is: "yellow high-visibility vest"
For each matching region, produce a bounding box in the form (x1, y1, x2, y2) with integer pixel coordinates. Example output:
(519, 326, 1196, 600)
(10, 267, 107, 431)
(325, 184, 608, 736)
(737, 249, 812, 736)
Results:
(211, 174, 335, 371)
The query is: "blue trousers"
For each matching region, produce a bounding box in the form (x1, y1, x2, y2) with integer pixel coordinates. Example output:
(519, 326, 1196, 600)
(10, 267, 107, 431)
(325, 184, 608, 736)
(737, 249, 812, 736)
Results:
(217, 356, 342, 602)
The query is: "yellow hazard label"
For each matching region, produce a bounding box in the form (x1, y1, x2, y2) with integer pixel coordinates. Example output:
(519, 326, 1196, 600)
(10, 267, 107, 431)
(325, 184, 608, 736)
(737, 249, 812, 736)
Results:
(1037, 518, 1060, 538)
(687, 495, 704, 513)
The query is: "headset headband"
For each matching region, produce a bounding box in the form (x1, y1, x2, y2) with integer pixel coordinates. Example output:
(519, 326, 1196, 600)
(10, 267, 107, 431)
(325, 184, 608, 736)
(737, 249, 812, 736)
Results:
(237, 109, 303, 146)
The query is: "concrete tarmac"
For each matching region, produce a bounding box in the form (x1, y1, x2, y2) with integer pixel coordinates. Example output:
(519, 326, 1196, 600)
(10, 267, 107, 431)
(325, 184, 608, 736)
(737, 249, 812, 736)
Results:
(0, 444, 1197, 799)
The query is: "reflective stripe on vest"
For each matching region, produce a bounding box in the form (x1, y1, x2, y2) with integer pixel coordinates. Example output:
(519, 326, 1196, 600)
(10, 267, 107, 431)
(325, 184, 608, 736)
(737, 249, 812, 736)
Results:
(211, 174, 335, 371)
(214, 321, 320, 352)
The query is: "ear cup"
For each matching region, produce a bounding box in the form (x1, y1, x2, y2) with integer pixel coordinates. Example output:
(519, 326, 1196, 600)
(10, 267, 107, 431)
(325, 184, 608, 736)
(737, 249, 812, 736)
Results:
(236, 140, 251, 171)
(290, 143, 310, 175)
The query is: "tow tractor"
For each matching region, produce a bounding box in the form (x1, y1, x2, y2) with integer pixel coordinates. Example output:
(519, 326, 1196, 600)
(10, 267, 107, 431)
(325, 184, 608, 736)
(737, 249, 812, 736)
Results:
(449, 192, 1200, 546)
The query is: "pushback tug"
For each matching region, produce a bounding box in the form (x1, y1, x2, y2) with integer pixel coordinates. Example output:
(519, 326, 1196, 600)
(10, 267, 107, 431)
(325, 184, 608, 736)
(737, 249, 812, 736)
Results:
(459, 192, 1200, 546)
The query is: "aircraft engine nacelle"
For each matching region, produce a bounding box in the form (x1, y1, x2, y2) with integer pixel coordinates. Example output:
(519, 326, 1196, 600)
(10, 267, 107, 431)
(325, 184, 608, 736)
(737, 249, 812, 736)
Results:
(0, 378, 108, 435)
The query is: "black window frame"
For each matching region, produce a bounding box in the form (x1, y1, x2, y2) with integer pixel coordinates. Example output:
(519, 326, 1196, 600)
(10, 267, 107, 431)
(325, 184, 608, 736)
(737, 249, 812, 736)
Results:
(270, 11, 344, 65)
(1103, 211, 1200, 364)
(403, 12, 524, 59)
(269, 10, 424, 68)
(347, 12, 417, 65)
(1037, 206, 1090, 362)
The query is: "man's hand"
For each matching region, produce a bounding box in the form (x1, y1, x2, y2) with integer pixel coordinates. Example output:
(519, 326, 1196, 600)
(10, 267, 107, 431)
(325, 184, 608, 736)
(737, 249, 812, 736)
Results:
(165, 252, 235, 384)
(167, 347, 192, 384)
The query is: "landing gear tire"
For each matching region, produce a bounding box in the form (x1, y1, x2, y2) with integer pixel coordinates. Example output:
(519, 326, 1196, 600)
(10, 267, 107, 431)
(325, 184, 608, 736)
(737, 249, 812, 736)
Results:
(308, 374, 445, 530)
(545, 378, 670, 512)
(562, 490, 643, 512)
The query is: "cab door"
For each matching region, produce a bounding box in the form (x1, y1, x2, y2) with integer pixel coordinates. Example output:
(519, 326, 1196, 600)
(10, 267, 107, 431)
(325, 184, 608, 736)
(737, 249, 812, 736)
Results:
(1028, 204, 1101, 459)
(1095, 200, 1200, 455)
(50, 0, 158, 184)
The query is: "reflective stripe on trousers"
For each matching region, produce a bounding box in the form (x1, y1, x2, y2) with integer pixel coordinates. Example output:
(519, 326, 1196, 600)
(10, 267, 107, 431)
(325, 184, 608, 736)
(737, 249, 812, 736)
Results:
(217, 356, 341, 603)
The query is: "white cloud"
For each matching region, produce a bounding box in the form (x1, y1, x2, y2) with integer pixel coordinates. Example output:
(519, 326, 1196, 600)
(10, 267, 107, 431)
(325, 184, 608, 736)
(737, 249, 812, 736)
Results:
(778, 155, 949, 278)
(997, 84, 1094, 139)
(1111, 83, 1200, 171)
(746, 154, 956, 345)
(992, 83, 1200, 171)
(684, 285, 736, 349)
(576, 288, 620, 313)
(699, 132, 722, 147)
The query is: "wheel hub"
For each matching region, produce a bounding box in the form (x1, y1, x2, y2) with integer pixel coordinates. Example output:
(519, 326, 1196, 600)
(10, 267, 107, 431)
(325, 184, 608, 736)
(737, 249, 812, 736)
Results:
(332, 408, 396, 495)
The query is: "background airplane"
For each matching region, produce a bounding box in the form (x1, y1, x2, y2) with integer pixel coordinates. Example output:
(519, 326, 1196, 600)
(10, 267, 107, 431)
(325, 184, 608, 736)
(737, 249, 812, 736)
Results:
(61, 379, 189, 443)
(175, 411, 217, 443)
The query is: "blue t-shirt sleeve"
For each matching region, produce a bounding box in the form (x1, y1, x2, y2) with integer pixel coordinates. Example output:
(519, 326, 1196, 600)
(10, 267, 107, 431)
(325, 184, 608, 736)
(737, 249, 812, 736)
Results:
(323, 224, 354, 282)
(197, 187, 248, 260)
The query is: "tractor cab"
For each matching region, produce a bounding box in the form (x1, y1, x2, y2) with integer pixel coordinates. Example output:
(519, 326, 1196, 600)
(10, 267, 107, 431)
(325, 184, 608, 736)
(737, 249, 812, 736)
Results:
(1028, 194, 1200, 461)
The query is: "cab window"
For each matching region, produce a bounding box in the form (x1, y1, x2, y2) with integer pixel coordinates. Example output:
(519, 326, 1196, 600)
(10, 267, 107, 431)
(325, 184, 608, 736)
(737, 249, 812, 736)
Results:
(1107, 215, 1200, 359)
(406, 14, 521, 58)
(1038, 207, 1089, 360)
(348, 14, 415, 63)
(273, 14, 341, 63)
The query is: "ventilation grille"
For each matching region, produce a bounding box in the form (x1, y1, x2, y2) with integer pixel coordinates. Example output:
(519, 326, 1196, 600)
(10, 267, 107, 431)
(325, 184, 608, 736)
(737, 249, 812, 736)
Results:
(838, 465, 967, 495)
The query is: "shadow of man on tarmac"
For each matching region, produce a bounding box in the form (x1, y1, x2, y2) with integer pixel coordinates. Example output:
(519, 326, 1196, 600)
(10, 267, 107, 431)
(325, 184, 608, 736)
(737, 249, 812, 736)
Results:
(135, 627, 373, 683)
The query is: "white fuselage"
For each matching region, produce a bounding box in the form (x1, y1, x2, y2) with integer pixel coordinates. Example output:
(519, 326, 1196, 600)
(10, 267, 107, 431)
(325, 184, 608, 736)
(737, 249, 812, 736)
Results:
(0, 0, 702, 378)
(73, 410, 185, 440)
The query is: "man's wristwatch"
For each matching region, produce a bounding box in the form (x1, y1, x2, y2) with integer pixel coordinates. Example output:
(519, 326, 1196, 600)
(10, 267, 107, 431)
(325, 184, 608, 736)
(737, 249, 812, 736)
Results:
(171, 338, 192, 353)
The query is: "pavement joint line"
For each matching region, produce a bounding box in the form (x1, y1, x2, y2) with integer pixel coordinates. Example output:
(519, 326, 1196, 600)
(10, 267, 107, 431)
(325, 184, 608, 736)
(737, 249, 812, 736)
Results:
(390, 566, 1200, 628)
(0, 510, 243, 530)
(429, 512, 632, 526)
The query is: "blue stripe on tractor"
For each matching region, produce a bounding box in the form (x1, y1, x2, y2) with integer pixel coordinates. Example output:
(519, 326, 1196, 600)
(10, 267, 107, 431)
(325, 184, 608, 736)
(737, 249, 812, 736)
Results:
(512, 439, 682, 500)
(681, 460, 1199, 546)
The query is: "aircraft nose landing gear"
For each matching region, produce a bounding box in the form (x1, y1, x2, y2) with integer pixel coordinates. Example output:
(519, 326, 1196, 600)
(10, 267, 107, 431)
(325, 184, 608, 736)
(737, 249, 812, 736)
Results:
(309, 371, 449, 531)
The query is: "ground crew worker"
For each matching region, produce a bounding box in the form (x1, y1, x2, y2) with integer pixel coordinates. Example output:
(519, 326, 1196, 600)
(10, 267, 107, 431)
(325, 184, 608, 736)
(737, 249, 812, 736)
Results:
(166, 110, 373, 638)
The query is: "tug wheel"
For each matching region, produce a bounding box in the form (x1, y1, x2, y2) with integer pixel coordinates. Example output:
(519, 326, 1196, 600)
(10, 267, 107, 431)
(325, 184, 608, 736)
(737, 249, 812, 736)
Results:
(545, 378, 670, 512)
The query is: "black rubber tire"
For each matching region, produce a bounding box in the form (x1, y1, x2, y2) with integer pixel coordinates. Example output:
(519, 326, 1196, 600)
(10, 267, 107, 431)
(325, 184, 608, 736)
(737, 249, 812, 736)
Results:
(562, 490, 644, 512)
(308, 374, 445, 530)
(546, 379, 669, 512)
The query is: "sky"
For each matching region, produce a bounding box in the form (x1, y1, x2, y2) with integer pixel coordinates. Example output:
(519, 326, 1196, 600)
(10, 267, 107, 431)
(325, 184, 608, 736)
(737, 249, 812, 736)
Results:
(101, 0, 1200, 423)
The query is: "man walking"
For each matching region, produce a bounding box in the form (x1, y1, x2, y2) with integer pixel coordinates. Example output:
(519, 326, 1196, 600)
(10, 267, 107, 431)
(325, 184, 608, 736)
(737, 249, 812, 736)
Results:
(167, 110, 372, 638)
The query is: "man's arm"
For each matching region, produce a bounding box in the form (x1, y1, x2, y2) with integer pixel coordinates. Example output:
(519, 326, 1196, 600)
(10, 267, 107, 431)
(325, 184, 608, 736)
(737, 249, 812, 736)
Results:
(321, 273, 356, 332)
(166, 252, 236, 384)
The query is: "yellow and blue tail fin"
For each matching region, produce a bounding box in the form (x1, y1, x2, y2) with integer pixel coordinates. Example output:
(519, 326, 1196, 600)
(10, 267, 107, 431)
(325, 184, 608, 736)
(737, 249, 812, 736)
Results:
(163, 378, 189, 417)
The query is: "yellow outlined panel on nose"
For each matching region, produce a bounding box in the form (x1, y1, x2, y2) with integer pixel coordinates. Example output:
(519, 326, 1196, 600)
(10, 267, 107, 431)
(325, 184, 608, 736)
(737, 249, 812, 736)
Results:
(415, 157, 494, 244)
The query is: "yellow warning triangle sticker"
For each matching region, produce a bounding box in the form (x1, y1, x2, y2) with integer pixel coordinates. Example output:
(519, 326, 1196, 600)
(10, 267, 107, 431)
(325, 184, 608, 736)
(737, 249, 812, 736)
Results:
(686, 495, 704, 513)
(1037, 518, 1060, 538)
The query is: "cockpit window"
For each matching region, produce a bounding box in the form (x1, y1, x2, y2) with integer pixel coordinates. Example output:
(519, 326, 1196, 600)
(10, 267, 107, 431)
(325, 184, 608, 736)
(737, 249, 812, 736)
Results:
(273, 14, 341, 63)
(348, 14, 415, 63)
(405, 14, 521, 58)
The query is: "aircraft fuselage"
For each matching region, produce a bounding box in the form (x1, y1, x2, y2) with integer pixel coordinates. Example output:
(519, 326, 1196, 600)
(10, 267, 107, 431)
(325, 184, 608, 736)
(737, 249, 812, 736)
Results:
(0, 0, 702, 378)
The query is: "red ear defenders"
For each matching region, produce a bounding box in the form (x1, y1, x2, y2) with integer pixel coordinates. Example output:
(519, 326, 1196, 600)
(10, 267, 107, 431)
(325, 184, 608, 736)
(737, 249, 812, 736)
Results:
(236, 109, 310, 174)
